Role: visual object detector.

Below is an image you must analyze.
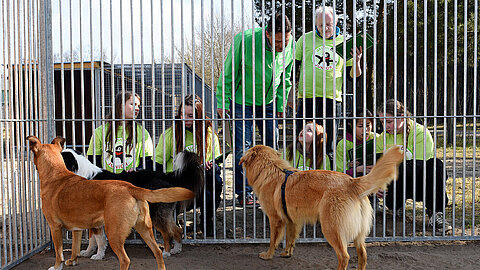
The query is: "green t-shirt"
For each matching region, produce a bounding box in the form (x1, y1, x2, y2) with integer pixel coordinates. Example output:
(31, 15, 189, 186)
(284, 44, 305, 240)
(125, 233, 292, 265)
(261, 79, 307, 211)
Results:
(155, 126, 222, 172)
(286, 148, 331, 171)
(376, 120, 434, 160)
(335, 132, 379, 173)
(295, 31, 353, 101)
(87, 124, 154, 173)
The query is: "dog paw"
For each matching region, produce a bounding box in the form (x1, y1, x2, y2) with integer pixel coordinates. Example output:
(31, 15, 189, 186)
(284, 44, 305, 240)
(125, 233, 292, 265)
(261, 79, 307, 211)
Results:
(48, 263, 64, 270)
(65, 258, 78, 266)
(79, 250, 93, 257)
(90, 253, 104, 260)
(162, 251, 171, 258)
(170, 242, 182, 254)
(280, 251, 292, 258)
(259, 252, 273, 260)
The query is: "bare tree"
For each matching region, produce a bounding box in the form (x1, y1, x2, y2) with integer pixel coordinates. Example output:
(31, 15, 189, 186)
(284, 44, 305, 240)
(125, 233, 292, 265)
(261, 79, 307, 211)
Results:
(178, 14, 252, 89)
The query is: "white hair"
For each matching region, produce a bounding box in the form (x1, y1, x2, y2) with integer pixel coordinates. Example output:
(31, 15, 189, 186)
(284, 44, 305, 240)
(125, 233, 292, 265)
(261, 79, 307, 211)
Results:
(315, 6, 338, 24)
(62, 148, 103, 179)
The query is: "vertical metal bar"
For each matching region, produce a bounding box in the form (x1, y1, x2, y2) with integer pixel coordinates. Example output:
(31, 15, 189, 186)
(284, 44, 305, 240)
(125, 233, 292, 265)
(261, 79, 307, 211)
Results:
(433, 0, 440, 236)
(129, 0, 136, 171)
(423, 0, 428, 236)
(442, 0, 449, 237)
(452, 0, 458, 235)
(461, 0, 468, 235)
(0, 2, 7, 263)
(68, 0, 76, 149)
(79, 0, 86, 154)
(150, 0, 156, 172)
(472, 0, 478, 237)
(381, 0, 388, 238)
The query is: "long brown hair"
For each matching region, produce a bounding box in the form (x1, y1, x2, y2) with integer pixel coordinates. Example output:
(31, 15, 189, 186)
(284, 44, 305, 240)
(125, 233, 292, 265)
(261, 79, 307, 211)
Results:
(379, 99, 412, 138)
(286, 122, 326, 169)
(105, 91, 140, 152)
(174, 94, 213, 161)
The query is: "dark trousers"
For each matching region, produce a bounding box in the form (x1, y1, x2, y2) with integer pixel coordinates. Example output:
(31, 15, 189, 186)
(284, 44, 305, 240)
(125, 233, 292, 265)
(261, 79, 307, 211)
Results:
(384, 158, 449, 215)
(198, 164, 223, 224)
(295, 97, 342, 156)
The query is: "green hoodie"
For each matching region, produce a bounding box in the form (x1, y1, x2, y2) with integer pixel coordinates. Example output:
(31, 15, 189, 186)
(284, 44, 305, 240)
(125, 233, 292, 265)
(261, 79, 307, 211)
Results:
(216, 27, 294, 112)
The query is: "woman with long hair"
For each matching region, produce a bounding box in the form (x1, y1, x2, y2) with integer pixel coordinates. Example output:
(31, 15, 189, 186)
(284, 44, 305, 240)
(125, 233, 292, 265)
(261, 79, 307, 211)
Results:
(155, 94, 222, 236)
(87, 91, 153, 173)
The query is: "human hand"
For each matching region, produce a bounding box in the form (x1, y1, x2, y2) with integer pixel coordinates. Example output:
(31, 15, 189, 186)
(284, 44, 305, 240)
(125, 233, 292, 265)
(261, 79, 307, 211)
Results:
(217, 108, 230, 119)
(351, 46, 363, 64)
(376, 189, 385, 199)
(205, 160, 214, 171)
(356, 165, 373, 174)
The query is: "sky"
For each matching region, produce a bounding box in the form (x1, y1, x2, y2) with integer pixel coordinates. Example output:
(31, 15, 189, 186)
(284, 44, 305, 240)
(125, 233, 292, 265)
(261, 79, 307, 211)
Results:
(50, 0, 255, 64)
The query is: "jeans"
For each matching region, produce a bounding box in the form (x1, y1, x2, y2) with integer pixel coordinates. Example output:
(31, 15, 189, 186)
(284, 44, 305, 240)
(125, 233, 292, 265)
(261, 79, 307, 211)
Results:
(295, 97, 342, 157)
(233, 102, 278, 198)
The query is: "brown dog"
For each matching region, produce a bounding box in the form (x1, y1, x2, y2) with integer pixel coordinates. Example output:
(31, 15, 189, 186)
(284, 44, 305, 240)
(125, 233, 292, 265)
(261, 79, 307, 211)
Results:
(27, 136, 194, 270)
(239, 145, 404, 270)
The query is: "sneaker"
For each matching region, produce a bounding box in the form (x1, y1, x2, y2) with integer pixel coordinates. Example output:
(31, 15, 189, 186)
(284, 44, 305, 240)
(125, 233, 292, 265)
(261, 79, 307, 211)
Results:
(238, 194, 258, 207)
(428, 212, 453, 232)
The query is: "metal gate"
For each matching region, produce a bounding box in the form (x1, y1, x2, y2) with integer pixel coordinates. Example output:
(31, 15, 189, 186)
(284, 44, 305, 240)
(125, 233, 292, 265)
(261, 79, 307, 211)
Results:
(1, 0, 479, 269)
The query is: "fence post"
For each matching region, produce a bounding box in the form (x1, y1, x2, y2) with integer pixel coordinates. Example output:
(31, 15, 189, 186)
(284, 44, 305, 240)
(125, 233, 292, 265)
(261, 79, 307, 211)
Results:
(39, 0, 54, 140)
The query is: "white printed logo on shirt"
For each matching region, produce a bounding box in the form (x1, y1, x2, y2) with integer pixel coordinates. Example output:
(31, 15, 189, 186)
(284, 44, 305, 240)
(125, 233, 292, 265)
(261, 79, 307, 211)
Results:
(312, 45, 338, 70)
(105, 138, 134, 171)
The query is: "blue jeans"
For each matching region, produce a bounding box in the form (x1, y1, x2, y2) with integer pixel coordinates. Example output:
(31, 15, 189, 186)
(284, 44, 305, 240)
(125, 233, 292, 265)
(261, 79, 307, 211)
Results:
(233, 102, 278, 198)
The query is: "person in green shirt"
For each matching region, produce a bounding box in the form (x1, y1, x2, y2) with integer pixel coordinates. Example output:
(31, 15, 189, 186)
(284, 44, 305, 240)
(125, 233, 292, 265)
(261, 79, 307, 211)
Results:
(155, 94, 222, 237)
(286, 122, 331, 171)
(216, 13, 294, 206)
(87, 91, 154, 173)
(377, 99, 452, 232)
(293, 6, 363, 163)
(336, 108, 379, 177)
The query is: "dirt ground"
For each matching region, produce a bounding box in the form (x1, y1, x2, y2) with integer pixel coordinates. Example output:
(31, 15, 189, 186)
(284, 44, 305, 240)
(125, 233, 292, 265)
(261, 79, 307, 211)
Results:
(12, 240, 480, 270)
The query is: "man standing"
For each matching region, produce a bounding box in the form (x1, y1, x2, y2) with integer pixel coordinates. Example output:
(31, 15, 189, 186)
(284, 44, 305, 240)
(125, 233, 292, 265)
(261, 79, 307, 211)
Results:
(216, 13, 294, 206)
(294, 6, 363, 163)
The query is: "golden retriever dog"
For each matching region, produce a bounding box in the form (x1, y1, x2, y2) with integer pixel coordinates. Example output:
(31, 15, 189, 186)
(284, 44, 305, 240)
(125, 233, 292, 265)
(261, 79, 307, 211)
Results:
(239, 145, 404, 270)
(27, 136, 194, 270)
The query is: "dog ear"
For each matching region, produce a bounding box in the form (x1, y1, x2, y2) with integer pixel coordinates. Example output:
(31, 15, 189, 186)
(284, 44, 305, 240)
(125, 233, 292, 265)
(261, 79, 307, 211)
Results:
(51, 136, 66, 149)
(239, 148, 255, 166)
(27, 136, 41, 153)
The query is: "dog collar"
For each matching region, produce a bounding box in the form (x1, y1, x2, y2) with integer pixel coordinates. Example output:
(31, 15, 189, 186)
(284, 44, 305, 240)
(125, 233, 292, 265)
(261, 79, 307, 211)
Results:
(281, 169, 295, 221)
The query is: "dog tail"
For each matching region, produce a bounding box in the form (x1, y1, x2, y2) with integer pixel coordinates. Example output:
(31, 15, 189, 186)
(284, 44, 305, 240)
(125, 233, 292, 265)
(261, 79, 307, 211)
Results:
(353, 145, 404, 198)
(172, 151, 204, 197)
(131, 186, 195, 203)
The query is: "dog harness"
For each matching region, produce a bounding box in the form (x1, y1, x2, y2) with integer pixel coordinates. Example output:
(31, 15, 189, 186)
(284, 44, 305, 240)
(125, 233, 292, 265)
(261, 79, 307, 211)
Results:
(281, 169, 295, 221)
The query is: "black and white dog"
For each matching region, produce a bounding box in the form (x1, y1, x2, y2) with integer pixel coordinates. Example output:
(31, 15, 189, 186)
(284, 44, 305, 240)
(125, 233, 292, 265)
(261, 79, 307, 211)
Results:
(61, 149, 204, 258)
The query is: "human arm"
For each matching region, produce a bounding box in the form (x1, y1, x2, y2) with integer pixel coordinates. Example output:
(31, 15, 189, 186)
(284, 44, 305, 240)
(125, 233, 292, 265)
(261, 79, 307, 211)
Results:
(348, 46, 363, 78)
(216, 34, 241, 112)
(154, 130, 174, 172)
(275, 40, 295, 114)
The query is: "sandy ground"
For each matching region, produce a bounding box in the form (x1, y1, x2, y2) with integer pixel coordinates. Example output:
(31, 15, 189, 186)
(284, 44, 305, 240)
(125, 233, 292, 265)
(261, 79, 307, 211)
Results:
(12, 240, 480, 270)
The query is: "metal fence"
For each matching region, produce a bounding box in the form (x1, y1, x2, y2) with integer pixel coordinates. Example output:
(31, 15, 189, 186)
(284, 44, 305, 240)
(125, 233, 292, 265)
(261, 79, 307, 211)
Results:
(1, 0, 479, 269)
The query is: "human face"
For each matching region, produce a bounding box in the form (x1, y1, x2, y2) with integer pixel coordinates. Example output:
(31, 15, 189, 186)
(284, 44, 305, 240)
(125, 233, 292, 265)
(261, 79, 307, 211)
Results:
(181, 105, 195, 128)
(379, 112, 405, 134)
(316, 11, 336, 39)
(355, 119, 372, 141)
(124, 96, 140, 119)
(266, 31, 291, 52)
(298, 123, 316, 147)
